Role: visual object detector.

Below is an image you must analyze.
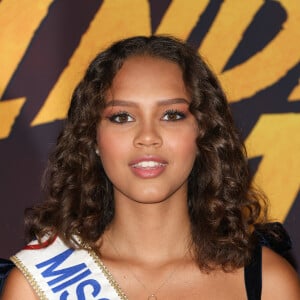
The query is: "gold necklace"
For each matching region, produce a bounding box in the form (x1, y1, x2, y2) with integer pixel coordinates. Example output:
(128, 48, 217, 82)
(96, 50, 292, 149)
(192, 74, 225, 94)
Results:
(106, 235, 190, 300)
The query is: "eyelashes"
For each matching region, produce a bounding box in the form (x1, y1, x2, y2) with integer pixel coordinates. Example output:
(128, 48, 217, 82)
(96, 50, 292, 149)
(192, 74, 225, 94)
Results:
(162, 109, 186, 121)
(106, 109, 187, 124)
(107, 111, 134, 123)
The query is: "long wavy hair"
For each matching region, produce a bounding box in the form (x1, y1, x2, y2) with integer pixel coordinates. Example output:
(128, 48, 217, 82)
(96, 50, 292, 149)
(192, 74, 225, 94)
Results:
(25, 35, 268, 271)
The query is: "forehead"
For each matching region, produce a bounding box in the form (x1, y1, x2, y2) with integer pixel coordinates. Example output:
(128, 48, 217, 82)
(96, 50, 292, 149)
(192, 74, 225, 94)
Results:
(108, 55, 188, 101)
(114, 55, 183, 80)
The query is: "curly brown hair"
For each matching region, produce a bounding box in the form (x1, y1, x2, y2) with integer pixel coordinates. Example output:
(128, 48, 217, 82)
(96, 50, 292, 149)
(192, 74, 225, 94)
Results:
(25, 35, 268, 271)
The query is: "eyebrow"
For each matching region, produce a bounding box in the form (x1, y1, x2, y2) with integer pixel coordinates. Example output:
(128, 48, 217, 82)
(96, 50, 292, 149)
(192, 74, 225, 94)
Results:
(105, 98, 190, 107)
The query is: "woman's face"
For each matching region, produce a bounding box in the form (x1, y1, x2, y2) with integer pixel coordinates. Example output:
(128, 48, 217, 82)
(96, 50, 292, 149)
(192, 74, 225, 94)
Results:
(96, 55, 198, 204)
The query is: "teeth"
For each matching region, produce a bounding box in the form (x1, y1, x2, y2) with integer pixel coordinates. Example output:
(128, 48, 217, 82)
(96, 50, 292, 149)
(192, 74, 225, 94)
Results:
(132, 161, 165, 168)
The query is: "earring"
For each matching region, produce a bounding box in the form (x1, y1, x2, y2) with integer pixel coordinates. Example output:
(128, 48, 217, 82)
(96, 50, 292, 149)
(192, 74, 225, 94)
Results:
(95, 149, 99, 155)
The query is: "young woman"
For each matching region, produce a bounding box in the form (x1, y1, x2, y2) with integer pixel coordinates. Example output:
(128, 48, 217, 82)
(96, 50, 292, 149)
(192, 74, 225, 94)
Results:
(1, 35, 300, 299)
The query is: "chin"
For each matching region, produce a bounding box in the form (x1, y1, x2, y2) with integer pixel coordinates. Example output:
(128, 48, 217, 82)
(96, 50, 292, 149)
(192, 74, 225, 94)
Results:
(130, 190, 175, 205)
(133, 197, 169, 205)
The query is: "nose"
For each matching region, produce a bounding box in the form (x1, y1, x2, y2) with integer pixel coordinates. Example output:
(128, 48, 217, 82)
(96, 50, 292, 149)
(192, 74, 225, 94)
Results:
(133, 121, 163, 148)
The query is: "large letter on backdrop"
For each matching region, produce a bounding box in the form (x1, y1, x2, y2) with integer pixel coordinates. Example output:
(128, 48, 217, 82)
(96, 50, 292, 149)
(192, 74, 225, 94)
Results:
(31, 0, 150, 126)
(0, 0, 53, 138)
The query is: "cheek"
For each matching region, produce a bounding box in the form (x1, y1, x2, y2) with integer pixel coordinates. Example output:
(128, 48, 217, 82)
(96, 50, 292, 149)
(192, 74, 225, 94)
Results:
(167, 127, 198, 157)
(97, 129, 129, 162)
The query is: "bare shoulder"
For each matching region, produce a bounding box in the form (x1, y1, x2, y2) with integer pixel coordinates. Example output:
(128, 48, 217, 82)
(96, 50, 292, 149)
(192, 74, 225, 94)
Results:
(1, 267, 38, 300)
(261, 247, 300, 300)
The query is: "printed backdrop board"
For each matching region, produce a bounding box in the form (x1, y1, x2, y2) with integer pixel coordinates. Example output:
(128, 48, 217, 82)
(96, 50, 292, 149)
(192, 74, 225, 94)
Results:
(0, 0, 299, 270)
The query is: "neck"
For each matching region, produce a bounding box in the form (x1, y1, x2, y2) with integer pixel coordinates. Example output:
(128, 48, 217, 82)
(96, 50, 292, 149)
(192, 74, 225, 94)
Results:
(102, 194, 192, 264)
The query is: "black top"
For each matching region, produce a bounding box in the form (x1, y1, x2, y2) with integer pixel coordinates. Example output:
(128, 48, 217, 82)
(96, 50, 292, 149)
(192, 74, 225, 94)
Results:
(244, 244, 262, 300)
(0, 258, 14, 293)
(244, 222, 292, 300)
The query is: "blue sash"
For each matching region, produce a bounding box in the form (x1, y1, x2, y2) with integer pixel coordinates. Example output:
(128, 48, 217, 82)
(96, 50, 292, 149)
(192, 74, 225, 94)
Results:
(11, 236, 127, 300)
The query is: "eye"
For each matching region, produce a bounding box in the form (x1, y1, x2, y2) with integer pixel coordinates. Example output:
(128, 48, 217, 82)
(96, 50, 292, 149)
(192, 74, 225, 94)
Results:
(108, 112, 134, 123)
(161, 109, 186, 121)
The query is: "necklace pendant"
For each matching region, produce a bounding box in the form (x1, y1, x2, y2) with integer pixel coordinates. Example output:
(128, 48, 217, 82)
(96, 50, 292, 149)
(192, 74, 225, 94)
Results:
(148, 294, 157, 300)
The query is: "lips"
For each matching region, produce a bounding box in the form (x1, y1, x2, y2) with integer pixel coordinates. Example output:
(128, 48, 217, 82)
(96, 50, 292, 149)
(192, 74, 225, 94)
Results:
(129, 157, 168, 178)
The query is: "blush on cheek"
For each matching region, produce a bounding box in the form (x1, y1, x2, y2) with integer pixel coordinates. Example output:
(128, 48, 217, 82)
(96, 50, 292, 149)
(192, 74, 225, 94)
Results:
(97, 130, 130, 166)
